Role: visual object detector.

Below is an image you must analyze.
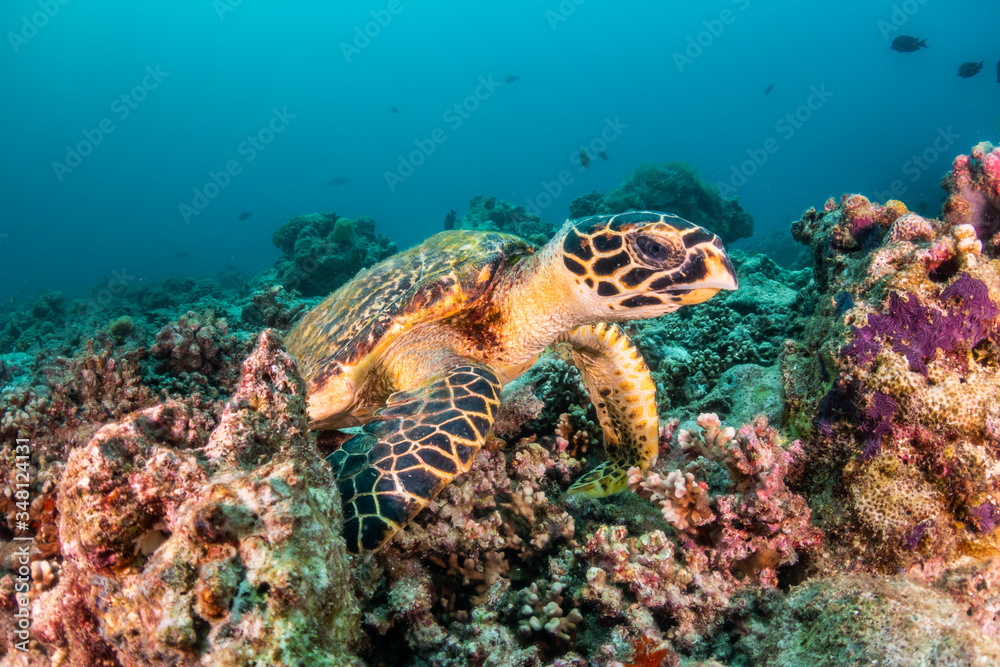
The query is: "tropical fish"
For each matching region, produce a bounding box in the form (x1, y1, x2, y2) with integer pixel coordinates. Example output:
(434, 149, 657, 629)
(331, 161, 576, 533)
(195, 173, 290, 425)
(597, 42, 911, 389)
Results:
(390, 106, 400, 113)
(504, 74, 520, 83)
(444, 209, 457, 230)
(238, 211, 252, 220)
(597, 150, 609, 161)
(579, 149, 590, 169)
(764, 83, 774, 95)
(328, 177, 351, 187)
(958, 61, 984, 78)
(890, 36, 927, 52)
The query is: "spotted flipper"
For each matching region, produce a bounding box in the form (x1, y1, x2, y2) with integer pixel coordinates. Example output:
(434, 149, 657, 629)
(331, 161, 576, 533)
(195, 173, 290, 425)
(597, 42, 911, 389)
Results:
(560, 322, 659, 496)
(328, 362, 501, 553)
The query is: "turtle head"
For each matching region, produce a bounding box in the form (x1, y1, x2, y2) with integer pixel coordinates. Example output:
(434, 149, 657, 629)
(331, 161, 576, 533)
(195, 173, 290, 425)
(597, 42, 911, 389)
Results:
(555, 211, 738, 319)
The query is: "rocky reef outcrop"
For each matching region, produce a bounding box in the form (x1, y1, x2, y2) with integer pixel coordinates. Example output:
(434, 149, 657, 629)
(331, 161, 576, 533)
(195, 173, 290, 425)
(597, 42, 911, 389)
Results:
(272, 211, 397, 297)
(784, 144, 1000, 583)
(569, 162, 755, 243)
(1, 331, 362, 666)
(456, 195, 556, 245)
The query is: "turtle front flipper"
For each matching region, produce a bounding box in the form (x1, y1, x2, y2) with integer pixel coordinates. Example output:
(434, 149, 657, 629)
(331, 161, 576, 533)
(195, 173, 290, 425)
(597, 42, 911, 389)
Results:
(560, 323, 659, 497)
(328, 362, 501, 553)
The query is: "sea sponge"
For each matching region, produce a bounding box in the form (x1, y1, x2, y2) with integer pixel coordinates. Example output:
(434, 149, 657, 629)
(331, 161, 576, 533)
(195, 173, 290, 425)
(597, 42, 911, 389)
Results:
(333, 217, 355, 244)
(107, 315, 134, 341)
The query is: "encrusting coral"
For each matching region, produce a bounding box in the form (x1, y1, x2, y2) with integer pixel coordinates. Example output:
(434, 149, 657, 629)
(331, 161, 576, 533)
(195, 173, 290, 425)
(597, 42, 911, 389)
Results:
(784, 149, 1000, 573)
(6, 331, 363, 666)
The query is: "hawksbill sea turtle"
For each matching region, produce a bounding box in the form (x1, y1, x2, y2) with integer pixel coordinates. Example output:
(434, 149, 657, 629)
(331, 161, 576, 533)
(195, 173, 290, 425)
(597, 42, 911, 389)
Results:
(285, 211, 738, 553)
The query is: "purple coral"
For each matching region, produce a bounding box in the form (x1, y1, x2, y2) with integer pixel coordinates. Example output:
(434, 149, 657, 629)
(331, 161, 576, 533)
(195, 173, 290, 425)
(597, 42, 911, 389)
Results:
(841, 273, 998, 375)
(970, 502, 1000, 533)
(860, 391, 898, 461)
(902, 520, 933, 550)
(940, 273, 999, 347)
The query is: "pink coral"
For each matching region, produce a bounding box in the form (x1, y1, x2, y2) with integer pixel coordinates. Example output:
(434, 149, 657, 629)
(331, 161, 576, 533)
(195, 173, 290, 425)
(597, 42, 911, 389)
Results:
(15, 331, 364, 666)
(943, 141, 1000, 254)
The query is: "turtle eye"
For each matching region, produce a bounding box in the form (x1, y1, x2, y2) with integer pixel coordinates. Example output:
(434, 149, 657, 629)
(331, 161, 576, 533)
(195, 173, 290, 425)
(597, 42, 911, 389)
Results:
(636, 235, 672, 263)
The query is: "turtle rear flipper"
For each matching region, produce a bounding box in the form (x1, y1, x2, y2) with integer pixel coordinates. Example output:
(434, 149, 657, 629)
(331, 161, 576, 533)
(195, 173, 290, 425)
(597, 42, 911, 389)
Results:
(560, 323, 659, 497)
(328, 361, 501, 553)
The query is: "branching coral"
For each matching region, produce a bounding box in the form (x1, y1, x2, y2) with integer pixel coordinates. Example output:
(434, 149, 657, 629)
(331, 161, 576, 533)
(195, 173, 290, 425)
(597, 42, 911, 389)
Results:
(631, 415, 821, 587)
(517, 577, 582, 642)
(628, 468, 714, 530)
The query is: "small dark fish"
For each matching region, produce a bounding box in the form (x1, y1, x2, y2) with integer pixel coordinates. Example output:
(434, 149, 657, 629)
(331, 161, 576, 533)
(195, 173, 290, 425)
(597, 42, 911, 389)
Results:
(891, 36, 927, 52)
(390, 106, 400, 113)
(764, 83, 774, 95)
(238, 211, 251, 220)
(504, 74, 520, 83)
(444, 209, 457, 231)
(174, 252, 190, 260)
(996, 59, 1000, 83)
(597, 150, 609, 161)
(958, 61, 984, 78)
(579, 149, 590, 169)
(328, 177, 350, 187)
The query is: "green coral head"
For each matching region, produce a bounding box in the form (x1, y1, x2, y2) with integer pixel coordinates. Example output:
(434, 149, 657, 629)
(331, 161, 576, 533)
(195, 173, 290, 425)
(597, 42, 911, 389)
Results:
(333, 217, 355, 244)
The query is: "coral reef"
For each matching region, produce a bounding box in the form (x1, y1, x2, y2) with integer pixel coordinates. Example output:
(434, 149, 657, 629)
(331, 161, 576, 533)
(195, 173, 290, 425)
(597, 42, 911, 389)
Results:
(239, 284, 306, 330)
(629, 252, 814, 419)
(148, 309, 244, 399)
(568, 162, 754, 243)
(943, 140, 1000, 255)
(271, 211, 397, 296)
(458, 195, 555, 245)
(740, 574, 1000, 665)
(784, 172, 1000, 572)
(3, 331, 363, 666)
(7, 143, 1000, 665)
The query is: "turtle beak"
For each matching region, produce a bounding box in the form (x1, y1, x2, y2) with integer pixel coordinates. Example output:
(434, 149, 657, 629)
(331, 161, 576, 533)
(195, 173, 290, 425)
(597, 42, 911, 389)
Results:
(659, 236, 738, 306)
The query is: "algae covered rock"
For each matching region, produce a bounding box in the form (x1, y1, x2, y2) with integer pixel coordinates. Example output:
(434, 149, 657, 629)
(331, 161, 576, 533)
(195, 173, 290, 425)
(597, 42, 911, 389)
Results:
(569, 162, 755, 243)
(749, 574, 1000, 665)
(272, 211, 396, 297)
(458, 194, 555, 243)
(49, 330, 362, 666)
(692, 362, 783, 427)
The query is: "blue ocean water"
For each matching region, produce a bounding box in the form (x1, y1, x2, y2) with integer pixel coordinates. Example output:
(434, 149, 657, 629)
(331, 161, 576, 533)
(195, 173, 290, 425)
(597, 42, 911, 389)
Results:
(1, 0, 998, 306)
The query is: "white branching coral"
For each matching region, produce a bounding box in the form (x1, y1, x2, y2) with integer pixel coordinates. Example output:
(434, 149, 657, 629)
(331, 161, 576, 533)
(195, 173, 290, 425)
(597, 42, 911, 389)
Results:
(517, 577, 583, 641)
(678, 412, 736, 461)
(628, 468, 714, 530)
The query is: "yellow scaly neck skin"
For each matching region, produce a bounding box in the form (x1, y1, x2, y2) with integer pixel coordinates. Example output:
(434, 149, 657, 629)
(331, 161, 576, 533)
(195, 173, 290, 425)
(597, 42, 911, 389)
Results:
(482, 234, 589, 367)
